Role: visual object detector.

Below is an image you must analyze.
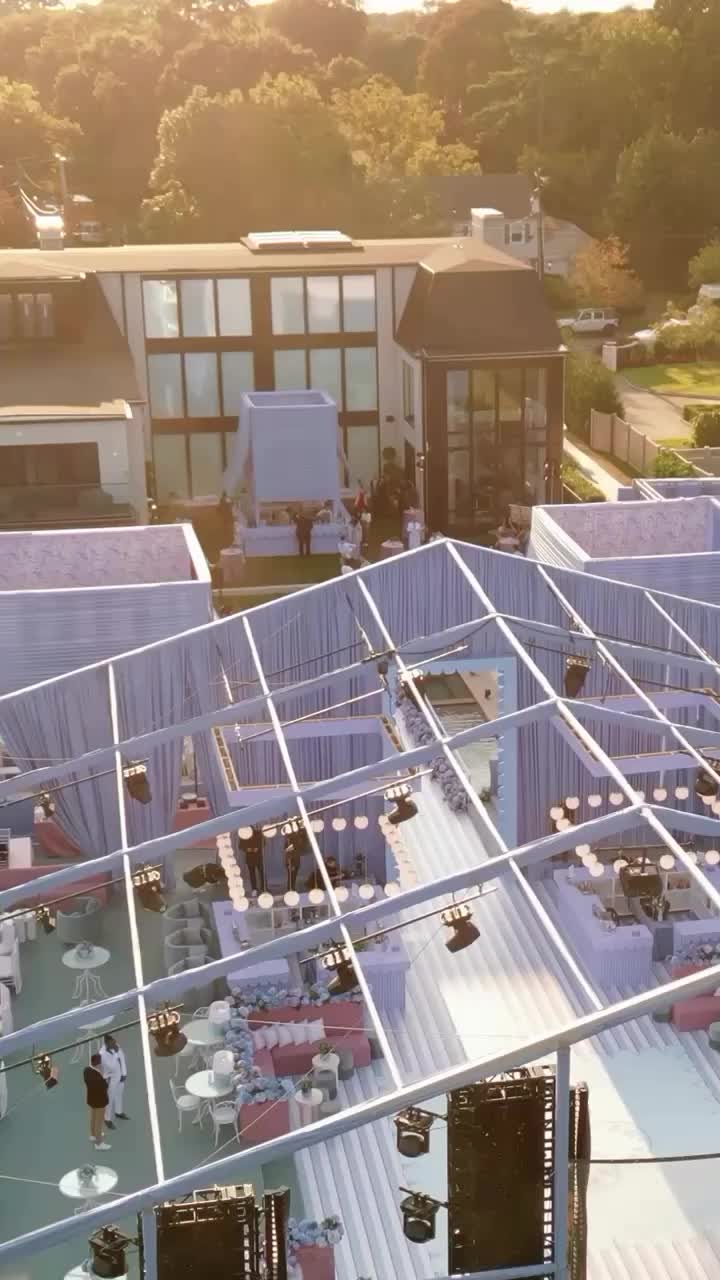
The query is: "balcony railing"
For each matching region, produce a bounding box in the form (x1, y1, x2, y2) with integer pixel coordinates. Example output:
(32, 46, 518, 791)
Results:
(0, 482, 137, 529)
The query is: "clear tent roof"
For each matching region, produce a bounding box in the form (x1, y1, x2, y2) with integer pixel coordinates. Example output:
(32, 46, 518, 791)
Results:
(3, 538, 720, 1277)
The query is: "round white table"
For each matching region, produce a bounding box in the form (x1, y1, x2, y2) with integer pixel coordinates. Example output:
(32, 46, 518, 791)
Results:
(183, 1019, 226, 1048)
(72, 1012, 115, 1064)
(62, 945, 110, 1005)
(185, 1068, 234, 1126)
(59, 1165, 117, 1215)
(292, 1087, 323, 1128)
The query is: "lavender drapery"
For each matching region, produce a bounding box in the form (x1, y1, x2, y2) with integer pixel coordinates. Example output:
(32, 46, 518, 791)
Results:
(0, 666, 120, 855)
(112, 646, 187, 885)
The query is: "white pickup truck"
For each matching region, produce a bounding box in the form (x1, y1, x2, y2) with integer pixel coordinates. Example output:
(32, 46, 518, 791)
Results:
(559, 308, 620, 337)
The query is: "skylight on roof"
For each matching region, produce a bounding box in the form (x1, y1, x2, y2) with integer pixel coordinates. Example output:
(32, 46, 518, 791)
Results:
(245, 229, 355, 253)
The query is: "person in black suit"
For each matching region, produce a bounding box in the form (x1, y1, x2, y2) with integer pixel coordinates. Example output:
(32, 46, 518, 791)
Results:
(84, 1052, 111, 1150)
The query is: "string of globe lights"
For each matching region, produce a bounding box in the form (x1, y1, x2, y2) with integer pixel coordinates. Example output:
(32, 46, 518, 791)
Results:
(191, 779, 421, 914)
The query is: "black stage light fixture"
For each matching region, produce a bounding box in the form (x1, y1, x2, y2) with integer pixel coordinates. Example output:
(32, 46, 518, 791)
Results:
(441, 903, 480, 953)
(132, 866, 166, 913)
(88, 1226, 136, 1279)
(40, 792, 55, 819)
(147, 1006, 187, 1058)
(123, 761, 152, 805)
(695, 763, 720, 799)
(33, 1053, 59, 1090)
(395, 1108, 435, 1157)
(619, 857, 662, 901)
(400, 1191, 442, 1244)
(385, 783, 418, 826)
(320, 946, 359, 995)
(564, 655, 591, 698)
(204, 862, 227, 886)
(35, 905, 56, 934)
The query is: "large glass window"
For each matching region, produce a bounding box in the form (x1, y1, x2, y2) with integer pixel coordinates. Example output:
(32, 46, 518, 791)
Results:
(307, 276, 340, 333)
(217, 278, 252, 336)
(344, 348, 377, 411)
(143, 280, 179, 339)
(221, 352, 255, 415)
(271, 277, 305, 334)
(309, 348, 342, 407)
(274, 349, 307, 390)
(498, 370, 523, 426)
(446, 371, 470, 444)
(342, 275, 375, 331)
(402, 361, 415, 425)
(184, 353, 219, 416)
(346, 426, 379, 488)
(180, 279, 216, 337)
(154, 434, 189, 499)
(148, 354, 183, 417)
(189, 432, 223, 497)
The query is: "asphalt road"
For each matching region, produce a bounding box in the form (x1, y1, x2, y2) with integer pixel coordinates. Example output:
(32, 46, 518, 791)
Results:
(616, 377, 687, 441)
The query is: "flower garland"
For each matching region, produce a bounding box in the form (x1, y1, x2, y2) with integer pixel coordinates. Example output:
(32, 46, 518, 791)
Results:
(398, 692, 470, 813)
(229, 985, 362, 1012)
(674, 938, 720, 966)
(287, 1215, 345, 1260)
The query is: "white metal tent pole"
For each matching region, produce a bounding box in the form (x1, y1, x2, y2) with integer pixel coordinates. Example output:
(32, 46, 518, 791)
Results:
(355, 570, 605, 1012)
(4, 955, 720, 1268)
(241, 614, 404, 1090)
(643, 589, 720, 678)
(107, 664, 165, 1184)
(553, 1047, 570, 1280)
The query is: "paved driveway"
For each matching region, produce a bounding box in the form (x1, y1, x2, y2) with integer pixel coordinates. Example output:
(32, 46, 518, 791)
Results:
(616, 377, 687, 441)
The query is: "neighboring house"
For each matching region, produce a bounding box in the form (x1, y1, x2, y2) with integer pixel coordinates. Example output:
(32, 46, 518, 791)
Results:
(0, 269, 148, 528)
(471, 206, 593, 280)
(408, 173, 534, 236)
(0, 230, 564, 535)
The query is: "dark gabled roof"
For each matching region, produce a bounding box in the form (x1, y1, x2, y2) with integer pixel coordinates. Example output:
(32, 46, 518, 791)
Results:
(396, 242, 562, 358)
(410, 173, 533, 223)
(0, 276, 139, 419)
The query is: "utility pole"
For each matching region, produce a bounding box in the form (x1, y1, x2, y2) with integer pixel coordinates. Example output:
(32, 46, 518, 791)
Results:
(533, 170, 546, 284)
(54, 152, 68, 221)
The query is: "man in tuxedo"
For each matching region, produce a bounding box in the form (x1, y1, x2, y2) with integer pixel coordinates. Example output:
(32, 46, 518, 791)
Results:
(100, 1034, 129, 1129)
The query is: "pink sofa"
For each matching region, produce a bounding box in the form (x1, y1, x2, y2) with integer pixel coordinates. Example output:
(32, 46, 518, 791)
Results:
(238, 1099, 290, 1142)
(670, 962, 720, 1030)
(248, 1002, 371, 1077)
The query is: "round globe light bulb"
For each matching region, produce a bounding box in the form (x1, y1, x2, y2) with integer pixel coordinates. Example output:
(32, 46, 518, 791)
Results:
(358, 883, 376, 900)
(587, 794, 602, 808)
(233, 897, 250, 913)
(565, 796, 580, 810)
(653, 788, 668, 802)
(549, 806, 564, 821)
(705, 849, 720, 866)
(609, 792, 623, 806)
(589, 861, 605, 877)
(332, 817, 347, 832)
(265, 826, 277, 838)
(701, 793, 715, 806)
(308, 888, 325, 905)
(257, 892, 274, 909)
(556, 817, 571, 831)
(687, 850, 699, 863)
(383, 881, 401, 896)
(613, 858, 628, 874)
(238, 826, 253, 840)
(354, 816, 369, 830)
(311, 819, 324, 833)
(575, 844, 591, 856)
(659, 853, 675, 871)
(334, 885, 350, 902)
(675, 787, 689, 800)
(581, 852, 598, 867)
(284, 891, 300, 907)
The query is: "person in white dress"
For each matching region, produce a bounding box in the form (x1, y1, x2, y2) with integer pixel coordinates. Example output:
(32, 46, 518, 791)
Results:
(99, 1034, 128, 1129)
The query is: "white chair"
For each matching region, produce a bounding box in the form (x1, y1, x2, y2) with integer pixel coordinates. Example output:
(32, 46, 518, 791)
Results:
(0, 921, 15, 956)
(208, 1000, 231, 1032)
(174, 1038, 203, 1078)
(168, 1078, 201, 1132)
(211, 1049, 234, 1089)
(193, 1006, 210, 1018)
(0, 983, 12, 1035)
(211, 1100, 238, 1148)
(0, 940, 21, 994)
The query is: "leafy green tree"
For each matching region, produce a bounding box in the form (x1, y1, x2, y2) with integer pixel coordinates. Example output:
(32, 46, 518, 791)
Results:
(570, 237, 644, 313)
(361, 25, 423, 93)
(0, 76, 77, 177)
(419, 0, 517, 121)
(564, 351, 623, 441)
(267, 0, 366, 64)
(654, 448, 695, 478)
(158, 26, 317, 106)
(331, 76, 478, 181)
(146, 79, 355, 239)
(689, 241, 720, 291)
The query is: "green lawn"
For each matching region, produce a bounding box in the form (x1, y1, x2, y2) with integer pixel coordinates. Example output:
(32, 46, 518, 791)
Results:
(625, 362, 720, 396)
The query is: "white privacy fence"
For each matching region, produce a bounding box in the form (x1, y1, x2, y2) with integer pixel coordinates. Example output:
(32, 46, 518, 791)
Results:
(590, 410, 660, 476)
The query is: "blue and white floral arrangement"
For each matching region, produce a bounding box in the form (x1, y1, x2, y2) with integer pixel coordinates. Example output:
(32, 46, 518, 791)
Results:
(398, 692, 470, 813)
(287, 1215, 345, 1262)
(236, 1071, 289, 1105)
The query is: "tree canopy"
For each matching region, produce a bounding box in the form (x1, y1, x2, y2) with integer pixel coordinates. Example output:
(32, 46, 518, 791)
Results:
(0, 0, 718, 278)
